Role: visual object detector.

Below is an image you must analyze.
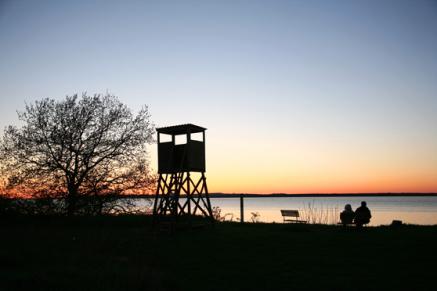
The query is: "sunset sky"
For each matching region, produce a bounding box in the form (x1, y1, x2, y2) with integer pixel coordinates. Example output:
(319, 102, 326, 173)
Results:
(1, 0, 436, 193)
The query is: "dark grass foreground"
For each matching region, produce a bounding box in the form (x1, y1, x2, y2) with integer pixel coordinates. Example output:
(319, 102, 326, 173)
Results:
(1, 216, 436, 291)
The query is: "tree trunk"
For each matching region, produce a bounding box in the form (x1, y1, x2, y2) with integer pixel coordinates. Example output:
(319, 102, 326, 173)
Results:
(67, 185, 78, 216)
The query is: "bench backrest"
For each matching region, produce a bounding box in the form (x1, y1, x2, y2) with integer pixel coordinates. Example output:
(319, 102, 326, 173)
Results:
(280, 210, 300, 217)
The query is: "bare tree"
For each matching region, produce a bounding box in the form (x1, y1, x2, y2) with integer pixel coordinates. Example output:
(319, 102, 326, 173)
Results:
(0, 93, 155, 215)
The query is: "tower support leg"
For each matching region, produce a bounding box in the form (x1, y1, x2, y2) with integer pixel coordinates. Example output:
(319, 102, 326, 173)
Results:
(153, 172, 214, 223)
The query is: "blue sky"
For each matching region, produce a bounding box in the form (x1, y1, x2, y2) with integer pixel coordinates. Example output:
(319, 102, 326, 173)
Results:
(1, 0, 436, 193)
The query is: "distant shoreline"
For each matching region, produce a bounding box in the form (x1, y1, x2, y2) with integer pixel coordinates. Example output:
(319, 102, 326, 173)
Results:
(126, 193, 437, 198)
(209, 193, 437, 198)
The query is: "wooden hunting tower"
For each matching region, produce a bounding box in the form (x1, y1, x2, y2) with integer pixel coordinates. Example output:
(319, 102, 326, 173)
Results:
(153, 124, 213, 220)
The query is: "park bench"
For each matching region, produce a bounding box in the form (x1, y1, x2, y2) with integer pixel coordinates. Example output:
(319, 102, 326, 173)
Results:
(280, 210, 307, 223)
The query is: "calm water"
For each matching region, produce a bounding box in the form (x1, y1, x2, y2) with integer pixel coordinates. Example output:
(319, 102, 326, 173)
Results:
(141, 196, 437, 226)
(207, 196, 437, 226)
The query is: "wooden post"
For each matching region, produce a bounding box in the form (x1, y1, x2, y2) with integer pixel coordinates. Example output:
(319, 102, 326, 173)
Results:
(186, 130, 191, 218)
(202, 131, 206, 170)
(240, 194, 244, 223)
(187, 172, 191, 216)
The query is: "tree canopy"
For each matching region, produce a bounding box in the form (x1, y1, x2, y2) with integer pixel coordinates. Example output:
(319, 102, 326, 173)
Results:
(0, 93, 155, 215)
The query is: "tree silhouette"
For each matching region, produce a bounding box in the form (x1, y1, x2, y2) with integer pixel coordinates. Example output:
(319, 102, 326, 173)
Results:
(0, 93, 155, 215)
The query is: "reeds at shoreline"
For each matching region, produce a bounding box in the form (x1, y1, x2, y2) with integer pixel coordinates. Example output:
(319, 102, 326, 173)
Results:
(301, 201, 339, 225)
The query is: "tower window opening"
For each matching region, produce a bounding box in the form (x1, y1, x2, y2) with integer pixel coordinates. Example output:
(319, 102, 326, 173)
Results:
(175, 134, 187, 145)
(191, 132, 203, 142)
(159, 133, 172, 143)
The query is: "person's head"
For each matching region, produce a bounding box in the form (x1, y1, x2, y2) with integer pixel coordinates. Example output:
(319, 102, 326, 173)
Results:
(345, 204, 352, 211)
(361, 201, 367, 207)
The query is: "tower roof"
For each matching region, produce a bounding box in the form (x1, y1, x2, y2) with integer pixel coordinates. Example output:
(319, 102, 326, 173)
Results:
(156, 123, 206, 135)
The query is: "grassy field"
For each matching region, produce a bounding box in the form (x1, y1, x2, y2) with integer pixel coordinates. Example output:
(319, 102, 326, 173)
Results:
(1, 216, 436, 291)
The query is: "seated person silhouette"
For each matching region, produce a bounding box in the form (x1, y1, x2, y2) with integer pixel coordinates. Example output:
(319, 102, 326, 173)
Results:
(354, 201, 372, 227)
(340, 204, 355, 226)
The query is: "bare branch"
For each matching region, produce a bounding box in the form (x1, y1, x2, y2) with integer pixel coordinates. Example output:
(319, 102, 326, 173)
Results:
(0, 93, 155, 215)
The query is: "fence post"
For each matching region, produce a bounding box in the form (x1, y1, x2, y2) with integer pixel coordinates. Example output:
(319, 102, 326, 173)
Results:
(240, 194, 244, 223)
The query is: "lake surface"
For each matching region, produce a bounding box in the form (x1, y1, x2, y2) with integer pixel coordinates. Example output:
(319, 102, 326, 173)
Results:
(141, 196, 437, 226)
(208, 196, 437, 225)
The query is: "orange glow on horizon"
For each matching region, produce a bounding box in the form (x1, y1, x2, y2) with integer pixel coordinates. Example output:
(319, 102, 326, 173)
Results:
(2, 135, 437, 196)
(189, 132, 437, 194)
(206, 155, 437, 194)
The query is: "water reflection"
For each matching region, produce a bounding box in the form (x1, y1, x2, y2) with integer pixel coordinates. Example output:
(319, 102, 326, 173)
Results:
(135, 196, 437, 226)
(208, 196, 437, 226)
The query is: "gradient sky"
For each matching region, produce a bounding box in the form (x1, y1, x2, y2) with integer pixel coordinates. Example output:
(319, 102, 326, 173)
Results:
(1, 0, 437, 193)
